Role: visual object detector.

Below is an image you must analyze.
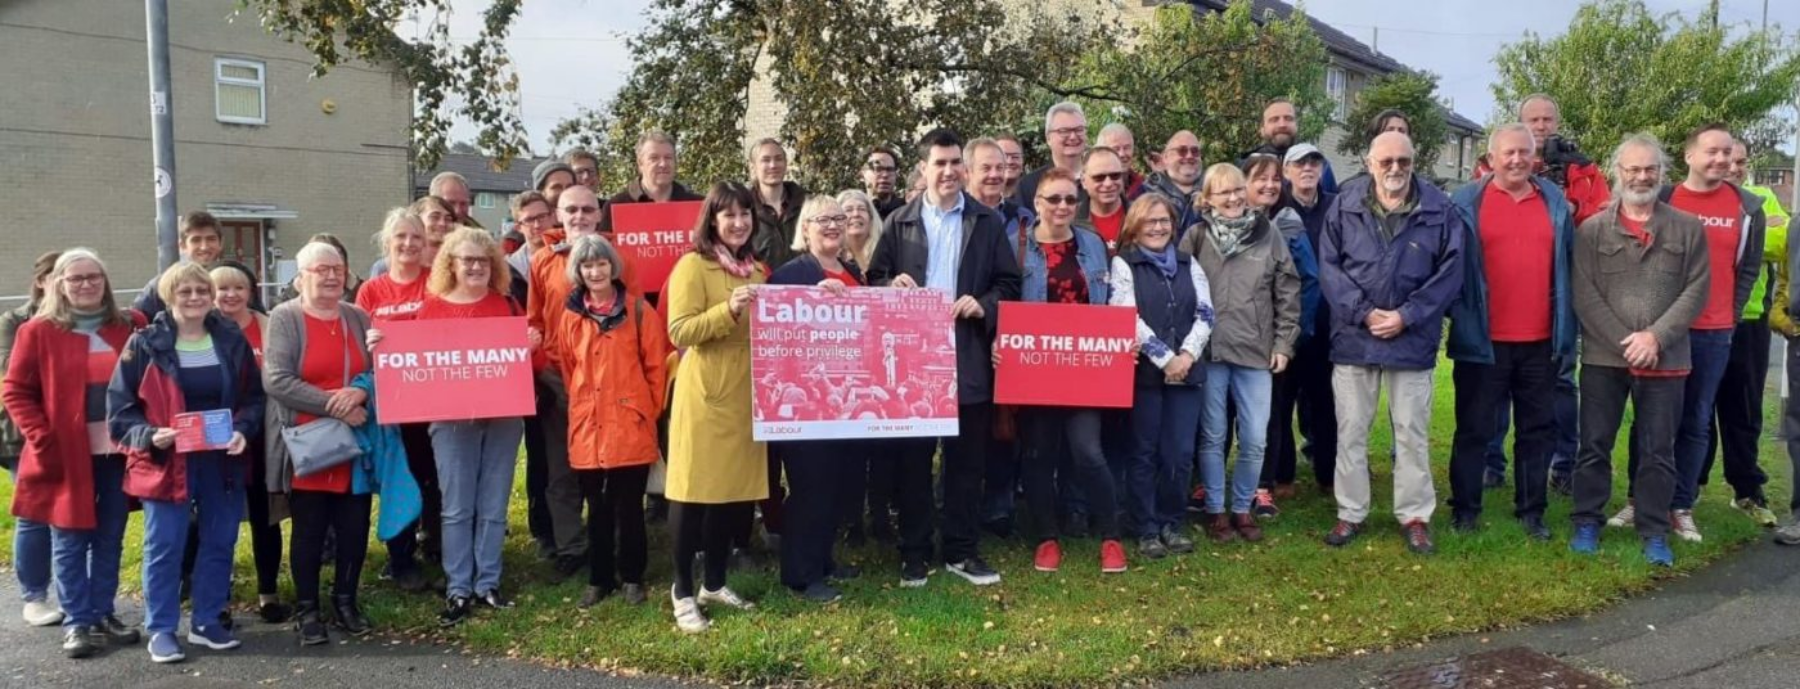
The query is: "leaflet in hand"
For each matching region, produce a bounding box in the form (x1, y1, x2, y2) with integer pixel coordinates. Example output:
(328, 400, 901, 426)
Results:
(173, 409, 234, 453)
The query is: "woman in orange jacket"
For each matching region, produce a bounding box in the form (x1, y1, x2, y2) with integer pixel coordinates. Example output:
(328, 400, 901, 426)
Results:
(545, 234, 672, 608)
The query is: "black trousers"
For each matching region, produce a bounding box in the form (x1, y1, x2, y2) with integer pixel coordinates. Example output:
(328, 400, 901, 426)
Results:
(1449, 341, 1557, 519)
(1703, 318, 1771, 500)
(1021, 408, 1119, 542)
(245, 477, 283, 595)
(1572, 366, 1683, 537)
(1260, 367, 1304, 487)
(386, 423, 442, 572)
(1292, 334, 1338, 486)
(1784, 337, 1800, 512)
(668, 500, 753, 599)
(289, 490, 372, 604)
(892, 402, 992, 565)
(780, 441, 850, 590)
(524, 408, 552, 545)
(578, 464, 649, 589)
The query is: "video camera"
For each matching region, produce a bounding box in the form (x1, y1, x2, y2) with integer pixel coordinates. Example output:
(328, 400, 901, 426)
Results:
(1538, 134, 1591, 188)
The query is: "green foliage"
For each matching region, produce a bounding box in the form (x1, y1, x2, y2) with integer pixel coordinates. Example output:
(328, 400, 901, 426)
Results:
(1492, 0, 1800, 174)
(1337, 72, 1450, 171)
(239, 0, 529, 170)
(1067, 2, 1331, 165)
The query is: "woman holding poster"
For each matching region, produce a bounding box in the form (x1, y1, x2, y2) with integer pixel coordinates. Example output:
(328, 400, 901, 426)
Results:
(264, 241, 375, 645)
(1109, 194, 1213, 560)
(356, 209, 439, 592)
(544, 234, 671, 610)
(1175, 164, 1302, 545)
(767, 196, 867, 603)
(411, 228, 534, 625)
(108, 263, 264, 663)
(663, 182, 767, 633)
(1010, 169, 1129, 575)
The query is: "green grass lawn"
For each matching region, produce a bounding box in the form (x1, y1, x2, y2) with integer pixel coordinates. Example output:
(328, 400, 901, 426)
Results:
(1, 359, 1790, 687)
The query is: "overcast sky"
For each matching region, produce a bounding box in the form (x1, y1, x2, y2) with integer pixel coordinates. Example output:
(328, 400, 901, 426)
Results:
(424, 0, 1797, 152)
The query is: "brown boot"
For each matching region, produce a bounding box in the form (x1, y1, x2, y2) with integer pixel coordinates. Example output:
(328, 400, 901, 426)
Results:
(1205, 513, 1237, 543)
(1232, 512, 1264, 542)
(1271, 483, 1297, 500)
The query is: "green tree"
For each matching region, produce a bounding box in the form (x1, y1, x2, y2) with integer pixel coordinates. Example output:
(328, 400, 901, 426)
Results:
(1068, 1, 1331, 165)
(555, 0, 1108, 193)
(1492, 0, 1800, 174)
(1336, 72, 1449, 172)
(240, 0, 530, 169)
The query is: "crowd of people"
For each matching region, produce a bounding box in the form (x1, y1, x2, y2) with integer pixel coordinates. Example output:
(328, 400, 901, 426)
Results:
(3, 91, 1797, 663)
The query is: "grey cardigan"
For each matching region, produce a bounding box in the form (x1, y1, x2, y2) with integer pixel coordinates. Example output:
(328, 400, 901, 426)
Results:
(1572, 202, 1710, 371)
(262, 299, 373, 495)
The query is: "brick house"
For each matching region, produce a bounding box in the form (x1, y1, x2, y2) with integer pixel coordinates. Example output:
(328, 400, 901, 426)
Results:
(0, 0, 411, 302)
(412, 154, 547, 235)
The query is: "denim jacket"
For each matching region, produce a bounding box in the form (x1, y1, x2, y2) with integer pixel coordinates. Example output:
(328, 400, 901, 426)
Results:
(1006, 220, 1111, 305)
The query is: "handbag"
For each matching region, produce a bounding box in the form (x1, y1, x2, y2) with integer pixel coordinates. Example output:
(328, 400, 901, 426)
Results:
(283, 321, 361, 477)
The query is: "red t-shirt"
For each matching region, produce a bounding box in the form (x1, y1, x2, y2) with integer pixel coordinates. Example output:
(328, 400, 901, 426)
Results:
(824, 268, 862, 287)
(290, 314, 368, 494)
(1670, 184, 1743, 330)
(1041, 238, 1089, 304)
(243, 317, 264, 368)
(355, 270, 431, 322)
(1620, 214, 1653, 247)
(1089, 206, 1125, 255)
(1479, 182, 1554, 342)
(416, 292, 516, 320)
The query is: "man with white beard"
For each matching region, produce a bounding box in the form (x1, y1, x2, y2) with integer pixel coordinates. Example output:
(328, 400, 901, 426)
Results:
(1317, 132, 1463, 555)
(1567, 133, 1710, 567)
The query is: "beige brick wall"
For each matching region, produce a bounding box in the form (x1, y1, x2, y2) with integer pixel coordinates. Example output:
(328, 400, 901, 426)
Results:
(0, 0, 411, 299)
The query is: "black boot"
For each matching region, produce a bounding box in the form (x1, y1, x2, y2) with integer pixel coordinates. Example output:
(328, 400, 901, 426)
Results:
(294, 601, 329, 646)
(331, 594, 372, 637)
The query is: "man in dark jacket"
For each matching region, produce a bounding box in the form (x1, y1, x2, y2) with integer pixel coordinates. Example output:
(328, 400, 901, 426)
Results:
(133, 211, 235, 319)
(1317, 132, 1463, 555)
(1140, 130, 1205, 238)
(1012, 101, 1089, 210)
(1444, 124, 1579, 540)
(1630, 124, 1766, 544)
(1279, 143, 1339, 493)
(596, 131, 704, 235)
(863, 145, 907, 219)
(1569, 133, 1710, 567)
(747, 138, 806, 268)
(1241, 99, 1338, 194)
(867, 128, 1021, 589)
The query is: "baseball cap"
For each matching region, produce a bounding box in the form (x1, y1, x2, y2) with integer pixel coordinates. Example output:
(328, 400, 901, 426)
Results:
(1283, 143, 1325, 165)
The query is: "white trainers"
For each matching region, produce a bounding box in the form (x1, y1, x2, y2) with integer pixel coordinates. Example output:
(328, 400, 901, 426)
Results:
(1774, 519, 1800, 545)
(670, 585, 709, 634)
(1672, 509, 1703, 542)
(22, 600, 63, 627)
(1606, 503, 1636, 528)
(697, 586, 756, 611)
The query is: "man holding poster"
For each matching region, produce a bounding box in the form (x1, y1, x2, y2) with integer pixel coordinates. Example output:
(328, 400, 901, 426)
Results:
(867, 128, 1021, 589)
(997, 168, 1134, 576)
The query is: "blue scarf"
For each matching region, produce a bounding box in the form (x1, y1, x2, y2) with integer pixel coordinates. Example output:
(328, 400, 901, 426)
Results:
(1146, 244, 1179, 279)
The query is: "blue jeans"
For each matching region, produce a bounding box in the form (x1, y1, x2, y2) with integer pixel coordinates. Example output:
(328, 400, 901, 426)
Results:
(1672, 328, 1734, 510)
(1129, 383, 1202, 538)
(142, 454, 244, 634)
(49, 455, 127, 628)
(432, 418, 524, 598)
(6, 466, 53, 603)
(1199, 362, 1273, 514)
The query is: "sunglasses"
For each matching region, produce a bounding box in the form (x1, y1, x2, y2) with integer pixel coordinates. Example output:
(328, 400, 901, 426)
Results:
(1088, 172, 1125, 183)
(1165, 145, 1202, 159)
(1038, 194, 1081, 207)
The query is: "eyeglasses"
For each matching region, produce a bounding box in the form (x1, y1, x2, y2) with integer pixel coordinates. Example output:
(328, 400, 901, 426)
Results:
(573, 168, 597, 180)
(1038, 194, 1080, 206)
(1088, 171, 1125, 183)
(1619, 165, 1661, 178)
(1049, 126, 1087, 140)
(1165, 145, 1202, 159)
(174, 286, 212, 299)
(1141, 217, 1175, 228)
(1373, 157, 1414, 170)
(518, 211, 553, 225)
(561, 205, 600, 215)
(809, 215, 848, 226)
(453, 256, 489, 268)
(1209, 187, 1248, 199)
(304, 266, 346, 277)
(63, 273, 105, 286)
(865, 162, 897, 174)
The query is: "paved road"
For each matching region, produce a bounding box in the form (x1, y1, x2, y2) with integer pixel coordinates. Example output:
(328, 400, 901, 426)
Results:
(6, 540, 1800, 687)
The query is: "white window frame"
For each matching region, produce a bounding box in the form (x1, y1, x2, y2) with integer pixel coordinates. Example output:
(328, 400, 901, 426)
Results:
(214, 58, 267, 125)
(477, 192, 498, 209)
(1326, 66, 1349, 122)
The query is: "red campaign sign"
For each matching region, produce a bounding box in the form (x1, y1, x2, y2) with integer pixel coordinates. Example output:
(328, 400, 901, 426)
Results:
(994, 302, 1137, 408)
(372, 317, 536, 424)
(610, 201, 703, 294)
(750, 286, 959, 441)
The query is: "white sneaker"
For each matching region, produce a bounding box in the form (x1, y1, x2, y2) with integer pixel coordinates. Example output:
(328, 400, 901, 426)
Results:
(670, 585, 709, 634)
(697, 586, 756, 611)
(1607, 503, 1636, 528)
(22, 600, 63, 627)
(1774, 519, 1800, 545)
(1672, 509, 1703, 542)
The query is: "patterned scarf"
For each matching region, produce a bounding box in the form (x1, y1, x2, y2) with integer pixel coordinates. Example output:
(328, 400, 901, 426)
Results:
(1204, 210, 1260, 260)
(714, 246, 760, 279)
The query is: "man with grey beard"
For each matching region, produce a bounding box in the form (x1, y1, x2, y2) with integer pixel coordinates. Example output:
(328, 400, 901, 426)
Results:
(1568, 133, 1710, 568)
(1318, 132, 1463, 555)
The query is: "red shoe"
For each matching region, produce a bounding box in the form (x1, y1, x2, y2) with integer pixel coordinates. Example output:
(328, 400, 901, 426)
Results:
(1034, 540, 1062, 572)
(1099, 539, 1128, 573)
